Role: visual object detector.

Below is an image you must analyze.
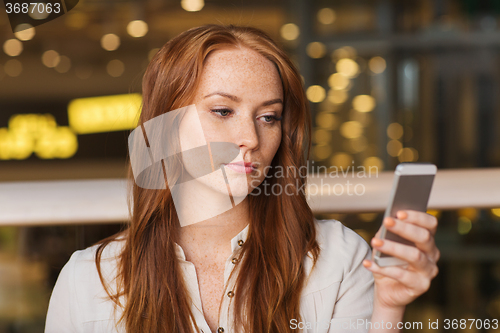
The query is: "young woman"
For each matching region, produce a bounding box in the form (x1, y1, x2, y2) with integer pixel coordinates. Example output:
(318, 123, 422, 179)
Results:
(45, 25, 440, 333)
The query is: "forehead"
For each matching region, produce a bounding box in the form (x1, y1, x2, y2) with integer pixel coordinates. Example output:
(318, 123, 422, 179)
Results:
(196, 47, 283, 99)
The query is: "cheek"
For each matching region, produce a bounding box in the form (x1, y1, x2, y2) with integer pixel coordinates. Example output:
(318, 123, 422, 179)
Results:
(196, 111, 227, 142)
(178, 106, 207, 151)
(261, 127, 282, 162)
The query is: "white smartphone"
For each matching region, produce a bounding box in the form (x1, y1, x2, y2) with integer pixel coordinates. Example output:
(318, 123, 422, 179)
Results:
(373, 162, 437, 267)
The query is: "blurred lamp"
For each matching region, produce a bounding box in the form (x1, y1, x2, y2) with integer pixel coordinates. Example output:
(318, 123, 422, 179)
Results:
(369, 56, 386, 74)
(42, 50, 60, 68)
(280, 23, 299, 41)
(352, 95, 375, 112)
(14, 24, 36, 41)
(306, 85, 325, 103)
(107, 59, 125, 77)
(3, 39, 23, 57)
(317, 8, 336, 25)
(101, 34, 120, 51)
(306, 42, 326, 59)
(181, 0, 204, 11)
(127, 20, 148, 38)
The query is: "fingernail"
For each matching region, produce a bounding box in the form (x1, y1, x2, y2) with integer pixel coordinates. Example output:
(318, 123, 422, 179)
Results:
(384, 217, 396, 227)
(362, 259, 372, 267)
(371, 238, 384, 247)
(397, 211, 407, 219)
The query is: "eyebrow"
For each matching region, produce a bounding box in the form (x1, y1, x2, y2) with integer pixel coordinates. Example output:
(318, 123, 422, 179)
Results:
(203, 92, 283, 107)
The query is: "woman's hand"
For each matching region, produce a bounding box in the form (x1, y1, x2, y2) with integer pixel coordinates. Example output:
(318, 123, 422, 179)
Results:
(363, 210, 440, 310)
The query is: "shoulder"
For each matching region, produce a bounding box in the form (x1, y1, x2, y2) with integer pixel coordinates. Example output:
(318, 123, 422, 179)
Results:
(302, 219, 372, 295)
(68, 237, 124, 282)
(63, 238, 125, 319)
(46, 237, 126, 331)
(314, 218, 371, 263)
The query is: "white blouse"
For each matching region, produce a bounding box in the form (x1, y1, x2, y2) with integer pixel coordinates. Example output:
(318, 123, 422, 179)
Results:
(45, 219, 374, 333)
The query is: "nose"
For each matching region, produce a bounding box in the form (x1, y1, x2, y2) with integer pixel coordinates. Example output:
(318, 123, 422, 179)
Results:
(235, 116, 259, 153)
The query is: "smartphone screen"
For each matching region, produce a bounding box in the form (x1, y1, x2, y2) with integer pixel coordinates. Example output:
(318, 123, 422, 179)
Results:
(374, 163, 436, 266)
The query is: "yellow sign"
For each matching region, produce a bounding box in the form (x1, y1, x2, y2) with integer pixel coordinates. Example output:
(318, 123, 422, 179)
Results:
(68, 93, 142, 134)
(0, 114, 78, 160)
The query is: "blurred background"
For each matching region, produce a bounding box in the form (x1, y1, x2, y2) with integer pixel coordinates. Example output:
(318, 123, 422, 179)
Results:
(1, 0, 500, 332)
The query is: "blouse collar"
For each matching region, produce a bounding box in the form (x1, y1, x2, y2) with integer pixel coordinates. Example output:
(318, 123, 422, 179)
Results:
(174, 223, 250, 261)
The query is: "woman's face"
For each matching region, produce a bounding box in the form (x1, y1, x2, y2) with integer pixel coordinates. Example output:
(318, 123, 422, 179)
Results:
(178, 46, 283, 199)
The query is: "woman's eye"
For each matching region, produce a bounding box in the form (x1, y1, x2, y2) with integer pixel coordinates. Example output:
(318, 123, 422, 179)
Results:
(211, 108, 232, 117)
(262, 115, 282, 123)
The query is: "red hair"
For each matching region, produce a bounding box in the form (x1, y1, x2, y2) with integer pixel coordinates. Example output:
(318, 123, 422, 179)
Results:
(96, 24, 320, 333)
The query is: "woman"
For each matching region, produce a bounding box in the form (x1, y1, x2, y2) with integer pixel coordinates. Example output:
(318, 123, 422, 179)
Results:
(45, 24, 439, 333)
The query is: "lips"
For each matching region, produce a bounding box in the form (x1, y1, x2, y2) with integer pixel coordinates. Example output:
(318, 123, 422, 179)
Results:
(223, 161, 257, 174)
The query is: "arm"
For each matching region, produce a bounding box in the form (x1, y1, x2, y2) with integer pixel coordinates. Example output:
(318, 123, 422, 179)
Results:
(363, 210, 440, 333)
(369, 299, 405, 332)
(325, 225, 374, 333)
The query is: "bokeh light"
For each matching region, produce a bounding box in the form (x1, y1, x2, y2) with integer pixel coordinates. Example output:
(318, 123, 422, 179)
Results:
(458, 208, 478, 221)
(340, 121, 363, 139)
(316, 112, 338, 130)
(387, 139, 403, 157)
(363, 156, 384, 173)
(0, 114, 77, 160)
(332, 46, 357, 60)
(349, 136, 368, 153)
(369, 56, 386, 74)
(55, 56, 72, 73)
(330, 152, 352, 168)
(107, 60, 125, 77)
(352, 95, 375, 112)
(328, 89, 348, 104)
(42, 50, 61, 68)
(3, 39, 23, 57)
(458, 216, 472, 235)
(181, 0, 204, 11)
(306, 85, 326, 103)
(336, 58, 359, 77)
(14, 24, 36, 41)
(280, 23, 300, 41)
(328, 73, 350, 90)
(127, 20, 149, 38)
(398, 147, 418, 162)
(317, 8, 336, 25)
(387, 122, 404, 140)
(101, 34, 121, 51)
(148, 48, 160, 61)
(28, 4, 50, 19)
(306, 42, 326, 59)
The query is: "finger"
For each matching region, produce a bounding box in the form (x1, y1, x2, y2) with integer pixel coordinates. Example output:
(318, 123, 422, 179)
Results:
(371, 237, 430, 271)
(363, 259, 432, 296)
(396, 210, 438, 235)
(383, 217, 436, 254)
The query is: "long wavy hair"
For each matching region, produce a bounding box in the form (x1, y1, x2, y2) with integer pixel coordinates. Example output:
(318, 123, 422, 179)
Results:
(95, 24, 320, 333)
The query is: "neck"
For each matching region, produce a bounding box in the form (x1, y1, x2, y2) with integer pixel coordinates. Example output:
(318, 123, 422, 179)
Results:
(178, 197, 250, 263)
